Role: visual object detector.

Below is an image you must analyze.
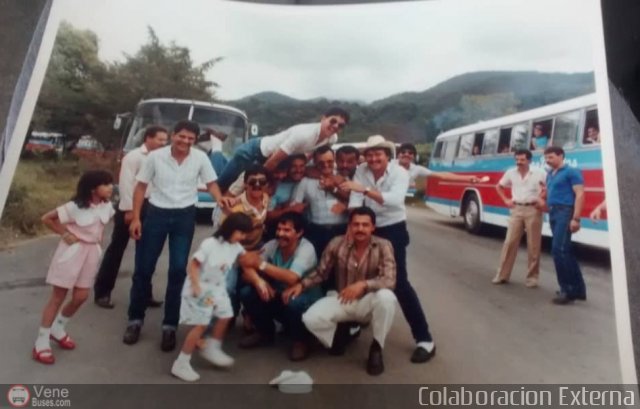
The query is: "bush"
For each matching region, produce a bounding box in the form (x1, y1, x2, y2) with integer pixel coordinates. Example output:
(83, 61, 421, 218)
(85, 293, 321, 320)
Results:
(1, 160, 79, 236)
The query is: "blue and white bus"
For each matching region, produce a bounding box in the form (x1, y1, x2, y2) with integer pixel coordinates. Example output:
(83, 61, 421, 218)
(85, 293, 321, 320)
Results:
(425, 93, 608, 248)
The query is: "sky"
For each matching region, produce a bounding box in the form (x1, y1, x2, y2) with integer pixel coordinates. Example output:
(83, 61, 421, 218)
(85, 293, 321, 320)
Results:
(53, 0, 600, 103)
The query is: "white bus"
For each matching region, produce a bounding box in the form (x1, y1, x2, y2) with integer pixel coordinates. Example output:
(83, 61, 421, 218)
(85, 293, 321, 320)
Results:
(425, 93, 607, 248)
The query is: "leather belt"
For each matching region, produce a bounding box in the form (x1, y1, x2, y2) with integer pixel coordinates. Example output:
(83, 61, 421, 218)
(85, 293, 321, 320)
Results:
(513, 202, 537, 206)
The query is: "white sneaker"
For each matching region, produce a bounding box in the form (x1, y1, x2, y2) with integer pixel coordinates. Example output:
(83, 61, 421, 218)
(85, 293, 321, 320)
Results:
(200, 344, 235, 367)
(171, 359, 200, 382)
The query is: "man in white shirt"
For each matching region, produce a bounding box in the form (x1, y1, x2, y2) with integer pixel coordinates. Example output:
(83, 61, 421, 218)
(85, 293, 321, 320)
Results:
(123, 120, 233, 352)
(493, 149, 547, 287)
(341, 135, 480, 364)
(94, 125, 168, 309)
(216, 107, 350, 192)
(396, 143, 477, 189)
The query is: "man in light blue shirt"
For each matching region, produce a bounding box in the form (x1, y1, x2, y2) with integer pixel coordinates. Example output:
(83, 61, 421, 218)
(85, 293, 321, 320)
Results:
(238, 212, 322, 361)
(291, 145, 348, 257)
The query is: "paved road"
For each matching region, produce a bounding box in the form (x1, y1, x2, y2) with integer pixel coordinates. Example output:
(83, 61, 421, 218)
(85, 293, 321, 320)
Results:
(0, 206, 620, 384)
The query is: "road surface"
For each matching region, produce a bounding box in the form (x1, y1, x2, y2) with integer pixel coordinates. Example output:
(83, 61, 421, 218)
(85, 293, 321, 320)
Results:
(0, 206, 619, 384)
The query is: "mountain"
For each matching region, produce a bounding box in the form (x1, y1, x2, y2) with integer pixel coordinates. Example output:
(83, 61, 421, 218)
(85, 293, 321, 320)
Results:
(230, 91, 300, 105)
(227, 71, 595, 144)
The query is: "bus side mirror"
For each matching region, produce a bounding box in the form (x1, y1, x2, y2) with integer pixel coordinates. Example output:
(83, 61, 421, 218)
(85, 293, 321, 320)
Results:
(250, 123, 259, 138)
(113, 117, 122, 131)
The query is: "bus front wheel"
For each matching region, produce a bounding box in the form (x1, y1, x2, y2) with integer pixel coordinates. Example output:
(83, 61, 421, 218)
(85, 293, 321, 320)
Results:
(463, 194, 483, 234)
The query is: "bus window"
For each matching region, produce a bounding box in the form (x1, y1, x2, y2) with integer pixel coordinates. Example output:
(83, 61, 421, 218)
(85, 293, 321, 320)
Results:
(552, 110, 580, 149)
(530, 120, 552, 150)
(498, 128, 512, 154)
(472, 133, 483, 155)
(583, 109, 600, 145)
(511, 123, 529, 150)
(481, 129, 499, 155)
(443, 138, 458, 161)
(458, 134, 474, 158)
(433, 141, 444, 158)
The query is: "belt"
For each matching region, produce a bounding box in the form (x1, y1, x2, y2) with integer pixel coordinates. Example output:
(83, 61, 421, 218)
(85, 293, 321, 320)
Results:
(513, 202, 537, 206)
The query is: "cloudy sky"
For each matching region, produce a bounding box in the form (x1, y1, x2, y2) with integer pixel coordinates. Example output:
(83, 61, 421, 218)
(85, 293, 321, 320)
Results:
(53, 0, 599, 103)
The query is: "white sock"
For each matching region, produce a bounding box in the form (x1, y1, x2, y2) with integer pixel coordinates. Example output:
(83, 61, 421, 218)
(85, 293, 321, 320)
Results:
(206, 339, 222, 350)
(51, 313, 70, 339)
(417, 341, 435, 353)
(35, 327, 51, 351)
(177, 352, 191, 364)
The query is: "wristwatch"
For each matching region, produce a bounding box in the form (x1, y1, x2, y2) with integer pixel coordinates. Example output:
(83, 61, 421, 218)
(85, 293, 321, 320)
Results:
(259, 260, 268, 271)
(364, 187, 372, 196)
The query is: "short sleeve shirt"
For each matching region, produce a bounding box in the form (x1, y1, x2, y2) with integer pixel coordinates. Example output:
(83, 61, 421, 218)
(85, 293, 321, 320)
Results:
(183, 237, 245, 294)
(261, 237, 317, 290)
(498, 167, 547, 203)
(546, 166, 584, 206)
(137, 146, 217, 208)
(57, 201, 115, 243)
(259, 123, 338, 157)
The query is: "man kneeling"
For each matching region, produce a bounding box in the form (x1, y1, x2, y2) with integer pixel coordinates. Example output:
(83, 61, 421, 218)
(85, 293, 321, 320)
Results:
(284, 206, 397, 376)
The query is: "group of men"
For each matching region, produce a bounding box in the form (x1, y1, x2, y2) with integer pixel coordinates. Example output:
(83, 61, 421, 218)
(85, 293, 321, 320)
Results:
(91, 106, 596, 378)
(93, 108, 484, 376)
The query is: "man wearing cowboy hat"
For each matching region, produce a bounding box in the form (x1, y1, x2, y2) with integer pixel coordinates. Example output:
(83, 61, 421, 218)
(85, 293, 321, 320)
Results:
(340, 134, 480, 363)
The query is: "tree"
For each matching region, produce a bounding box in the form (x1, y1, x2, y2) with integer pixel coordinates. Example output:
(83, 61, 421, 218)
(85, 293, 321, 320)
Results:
(32, 22, 224, 149)
(33, 21, 109, 147)
(105, 27, 221, 115)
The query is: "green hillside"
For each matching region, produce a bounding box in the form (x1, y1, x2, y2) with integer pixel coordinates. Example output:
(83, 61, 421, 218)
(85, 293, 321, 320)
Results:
(226, 71, 595, 144)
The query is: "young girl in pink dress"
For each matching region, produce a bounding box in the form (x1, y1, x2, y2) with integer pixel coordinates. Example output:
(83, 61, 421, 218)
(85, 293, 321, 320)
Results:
(32, 170, 115, 364)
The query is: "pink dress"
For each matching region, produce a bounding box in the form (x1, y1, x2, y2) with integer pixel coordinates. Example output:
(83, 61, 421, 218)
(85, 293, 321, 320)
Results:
(46, 201, 115, 289)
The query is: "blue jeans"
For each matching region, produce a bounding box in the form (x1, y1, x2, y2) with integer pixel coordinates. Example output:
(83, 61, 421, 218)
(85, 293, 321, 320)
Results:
(549, 205, 586, 298)
(128, 204, 196, 329)
(209, 151, 228, 176)
(217, 137, 264, 192)
(240, 284, 323, 341)
(376, 222, 433, 343)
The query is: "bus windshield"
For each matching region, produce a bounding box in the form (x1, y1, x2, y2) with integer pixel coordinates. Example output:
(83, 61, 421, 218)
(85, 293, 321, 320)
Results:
(123, 101, 247, 155)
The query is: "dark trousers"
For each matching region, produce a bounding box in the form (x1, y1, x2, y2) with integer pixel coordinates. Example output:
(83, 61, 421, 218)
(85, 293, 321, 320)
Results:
(549, 205, 586, 298)
(306, 222, 347, 292)
(376, 221, 433, 343)
(240, 285, 322, 341)
(127, 204, 196, 329)
(94, 201, 148, 300)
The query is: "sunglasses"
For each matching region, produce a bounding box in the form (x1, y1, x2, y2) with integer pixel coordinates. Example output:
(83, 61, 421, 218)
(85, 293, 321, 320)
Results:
(247, 178, 268, 188)
(329, 118, 346, 130)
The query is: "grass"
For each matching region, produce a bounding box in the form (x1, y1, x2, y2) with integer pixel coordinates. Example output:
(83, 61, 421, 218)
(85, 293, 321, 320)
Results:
(0, 154, 117, 248)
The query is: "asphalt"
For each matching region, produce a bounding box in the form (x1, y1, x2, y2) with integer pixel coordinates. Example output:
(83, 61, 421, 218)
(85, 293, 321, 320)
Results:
(0, 206, 620, 385)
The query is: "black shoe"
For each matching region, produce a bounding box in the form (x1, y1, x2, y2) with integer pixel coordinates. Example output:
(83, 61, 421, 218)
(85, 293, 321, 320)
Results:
(95, 296, 115, 309)
(575, 294, 587, 301)
(366, 341, 384, 376)
(411, 344, 436, 363)
(147, 298, 164, 308)
(329, 323, 351, 356)
(552, 293, 576, 305)
(161, 329, 176, 352)
(123, 324, 141, 345)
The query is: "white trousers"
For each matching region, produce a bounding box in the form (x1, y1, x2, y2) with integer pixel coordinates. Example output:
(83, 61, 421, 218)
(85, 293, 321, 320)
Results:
(302, 289, 397, 348)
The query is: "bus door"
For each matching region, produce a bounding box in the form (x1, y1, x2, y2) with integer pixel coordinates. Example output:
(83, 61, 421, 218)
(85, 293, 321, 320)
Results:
(441, 136, 460, 216)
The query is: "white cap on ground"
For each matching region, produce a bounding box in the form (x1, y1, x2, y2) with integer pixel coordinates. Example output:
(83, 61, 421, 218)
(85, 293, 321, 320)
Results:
(269, 370, 313, 394)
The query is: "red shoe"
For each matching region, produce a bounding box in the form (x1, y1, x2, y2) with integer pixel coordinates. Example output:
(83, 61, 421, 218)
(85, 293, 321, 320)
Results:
(32, 348, 55, 365)
(50, 334, 76, 350)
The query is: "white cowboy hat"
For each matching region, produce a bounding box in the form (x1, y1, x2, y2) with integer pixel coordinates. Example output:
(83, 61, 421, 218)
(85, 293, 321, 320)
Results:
(363, 134, 396, 157)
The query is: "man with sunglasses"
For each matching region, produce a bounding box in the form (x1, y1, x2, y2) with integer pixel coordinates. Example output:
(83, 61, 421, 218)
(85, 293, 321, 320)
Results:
(219, 165, 271, 316)
(216, 107, 350, 192)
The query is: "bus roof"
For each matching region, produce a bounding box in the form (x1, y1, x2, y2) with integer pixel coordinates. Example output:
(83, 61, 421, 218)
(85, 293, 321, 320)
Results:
(435, 93, 598, 141)
(137, 98, 248, 119)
